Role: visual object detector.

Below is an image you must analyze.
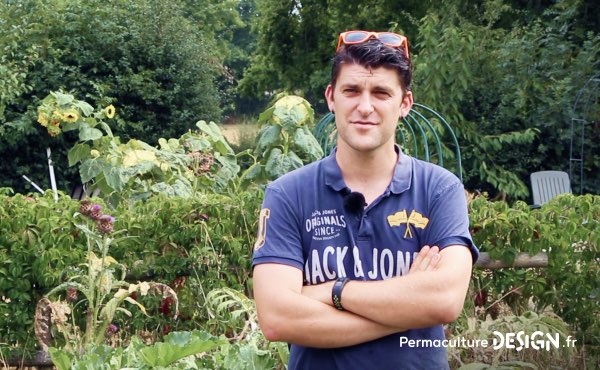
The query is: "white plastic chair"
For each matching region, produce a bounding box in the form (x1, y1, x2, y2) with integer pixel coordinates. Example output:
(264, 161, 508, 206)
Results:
(530, 171, 572, 206)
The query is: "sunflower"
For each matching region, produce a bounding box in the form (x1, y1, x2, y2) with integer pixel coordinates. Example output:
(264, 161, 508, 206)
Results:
(105, 105, 116, 119)
(37, 112, 49, 127)
(47, 124, 61, 137)
(51, 110, 63, 121)
(62, 109, 79, 123)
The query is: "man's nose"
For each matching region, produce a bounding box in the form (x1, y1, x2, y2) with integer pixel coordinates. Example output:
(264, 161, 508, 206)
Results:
(357, 93, 374, 116)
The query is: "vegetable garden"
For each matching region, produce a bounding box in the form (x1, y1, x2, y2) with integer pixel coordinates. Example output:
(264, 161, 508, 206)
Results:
(0, 92, 598, 369)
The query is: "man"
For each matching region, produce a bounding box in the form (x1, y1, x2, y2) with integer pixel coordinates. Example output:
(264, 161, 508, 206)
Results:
(252, 30, 479, 369)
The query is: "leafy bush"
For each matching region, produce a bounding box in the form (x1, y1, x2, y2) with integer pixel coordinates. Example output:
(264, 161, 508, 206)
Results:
(48, 328, 285, 370)
(468, 194, 600, 348)
(0, 187, 263, 355)
(449, 311, 577, 369)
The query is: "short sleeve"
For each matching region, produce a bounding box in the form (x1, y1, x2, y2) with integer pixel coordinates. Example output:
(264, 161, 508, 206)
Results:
(425, 180, 479, 264)
(252, 186, 305, 270)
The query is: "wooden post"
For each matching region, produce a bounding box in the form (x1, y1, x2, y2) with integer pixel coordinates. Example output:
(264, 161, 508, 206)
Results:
(475, 252, 548, 269)
(4, 350, 53, 369)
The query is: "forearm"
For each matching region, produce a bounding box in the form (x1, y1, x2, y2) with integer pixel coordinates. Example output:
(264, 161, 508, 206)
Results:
(257, 288, 402, 348)
(306, 246, 472, 328)
(339, 247, 472, 328)
(254, 263, 403, 348)
(342, 271, 458, 327)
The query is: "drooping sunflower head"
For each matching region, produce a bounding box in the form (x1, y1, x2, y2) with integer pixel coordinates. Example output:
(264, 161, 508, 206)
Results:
(62, 109, 79, 123)
(51, 110, 63, 122)
(37, 112, 49, 127)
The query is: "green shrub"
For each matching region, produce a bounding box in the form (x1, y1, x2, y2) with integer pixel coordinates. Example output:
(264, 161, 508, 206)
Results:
(468, 194, 600, 349)
(0, 187, 263, 355)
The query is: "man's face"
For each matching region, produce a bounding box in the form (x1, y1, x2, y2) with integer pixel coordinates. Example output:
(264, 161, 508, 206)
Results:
(325, 63, 413, 154)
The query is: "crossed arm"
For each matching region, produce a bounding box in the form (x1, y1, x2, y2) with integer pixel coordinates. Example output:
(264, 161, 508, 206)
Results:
(253, 245, 473, 348)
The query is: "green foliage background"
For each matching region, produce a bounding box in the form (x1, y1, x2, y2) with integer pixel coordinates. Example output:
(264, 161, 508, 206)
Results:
(0, 188, 262, 355)
(241, 0, 600, 200)
(1, 0, 598, 200)
(1, 190, 598, 364)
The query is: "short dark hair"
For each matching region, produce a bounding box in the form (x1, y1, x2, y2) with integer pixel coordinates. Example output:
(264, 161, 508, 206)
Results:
(330, 39, 412, 93)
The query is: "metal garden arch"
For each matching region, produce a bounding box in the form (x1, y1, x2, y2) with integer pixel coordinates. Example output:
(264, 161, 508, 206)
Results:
(313, 103, 463, 181)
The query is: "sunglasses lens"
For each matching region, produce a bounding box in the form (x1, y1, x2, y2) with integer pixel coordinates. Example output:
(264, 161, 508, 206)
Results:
(378, 34, 403, 47)
(344, 31, 369, 43)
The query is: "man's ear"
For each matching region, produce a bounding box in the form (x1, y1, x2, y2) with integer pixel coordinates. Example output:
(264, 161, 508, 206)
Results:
(400, 91, 414, 118)
(325, 84, 335, 112)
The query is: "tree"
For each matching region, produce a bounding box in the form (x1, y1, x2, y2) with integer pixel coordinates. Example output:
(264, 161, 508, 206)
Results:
(239, 0, 430, 107)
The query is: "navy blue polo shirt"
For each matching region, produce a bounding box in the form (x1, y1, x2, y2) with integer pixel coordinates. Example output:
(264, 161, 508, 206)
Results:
(253, 147, 479, 370)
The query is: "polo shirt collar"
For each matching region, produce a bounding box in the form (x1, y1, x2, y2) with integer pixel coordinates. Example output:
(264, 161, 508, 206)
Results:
(323, 145, 412, 194)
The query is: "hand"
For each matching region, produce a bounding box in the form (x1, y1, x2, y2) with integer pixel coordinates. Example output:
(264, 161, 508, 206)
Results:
(409, 245, 441, 273)
(301, 245, 441, 306)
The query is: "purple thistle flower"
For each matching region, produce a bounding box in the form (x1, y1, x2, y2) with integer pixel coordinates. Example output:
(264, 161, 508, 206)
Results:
(107, 323, 119, 334)
(97, 214, 115, 234)
(90, 204, 103, 221)
(99, 215, 115, 223)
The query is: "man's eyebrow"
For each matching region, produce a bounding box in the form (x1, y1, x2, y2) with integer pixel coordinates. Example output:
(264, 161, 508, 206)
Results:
(373, 86, 393, 93)
(339, 83, 361, 89)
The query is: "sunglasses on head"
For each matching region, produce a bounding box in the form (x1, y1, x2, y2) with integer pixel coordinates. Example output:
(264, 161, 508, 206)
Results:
(336, 30, 409, 59)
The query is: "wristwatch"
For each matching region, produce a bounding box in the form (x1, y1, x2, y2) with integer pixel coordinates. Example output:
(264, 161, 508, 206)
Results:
(332, 277, 350, 310)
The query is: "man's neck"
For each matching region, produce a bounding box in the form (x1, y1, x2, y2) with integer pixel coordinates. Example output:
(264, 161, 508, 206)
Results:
(335, 144, 398, 203)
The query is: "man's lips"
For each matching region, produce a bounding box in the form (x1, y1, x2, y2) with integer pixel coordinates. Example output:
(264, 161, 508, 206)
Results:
(352, 121, 378, 125)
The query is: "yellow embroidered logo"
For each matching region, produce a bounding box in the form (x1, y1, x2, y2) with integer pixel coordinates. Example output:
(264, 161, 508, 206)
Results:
(387, 210, 429, 238)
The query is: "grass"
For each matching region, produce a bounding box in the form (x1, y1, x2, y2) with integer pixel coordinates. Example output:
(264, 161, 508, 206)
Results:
(218, 117, 260, 153)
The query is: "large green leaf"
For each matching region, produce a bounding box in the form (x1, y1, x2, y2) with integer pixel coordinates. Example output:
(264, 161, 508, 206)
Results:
(52, 91, 74, 106)
(240, 162, 262, 181)
(151, 182, 176, 196)
(138, 331, 222, 367)
(48, 348, 74, 370)
(68, 143, 91, 166)
(287, 150, 305, 169)
(255, 125, 281, 154)
(73, 100, 94, 117)
(183, 136, 212, 152)
(257, 106, 275, 125)
(171, 179, 193, 198)
(265, 147, 284, 178)
(214, 153, 241, 190)
(196, 120, 224, 141)
(265, 148, 303, 179)
(79, 122, 104, 141)
(214, 140, 233, 156)
(271, 96, 313, 132)
(293, 126, 323, 162)
(80, 158, 107, 183)
(158, 137, 182, 151)
(103, 166, 126, 192)
(274, 108, 296, 133)
(122, 161, 155, 178)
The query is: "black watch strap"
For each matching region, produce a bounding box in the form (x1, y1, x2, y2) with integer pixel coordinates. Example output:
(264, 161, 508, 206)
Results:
(332, 277, 350, 310)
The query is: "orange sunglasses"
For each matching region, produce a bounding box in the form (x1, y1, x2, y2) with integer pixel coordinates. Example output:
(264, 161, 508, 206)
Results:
(336, 30, 409, 59)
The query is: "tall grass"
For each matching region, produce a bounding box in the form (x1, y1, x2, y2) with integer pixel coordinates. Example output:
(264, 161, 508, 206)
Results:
(219, 116, 260, 153)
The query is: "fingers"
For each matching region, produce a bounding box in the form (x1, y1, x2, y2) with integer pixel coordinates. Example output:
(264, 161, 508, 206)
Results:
(410, 245, 441, 273)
